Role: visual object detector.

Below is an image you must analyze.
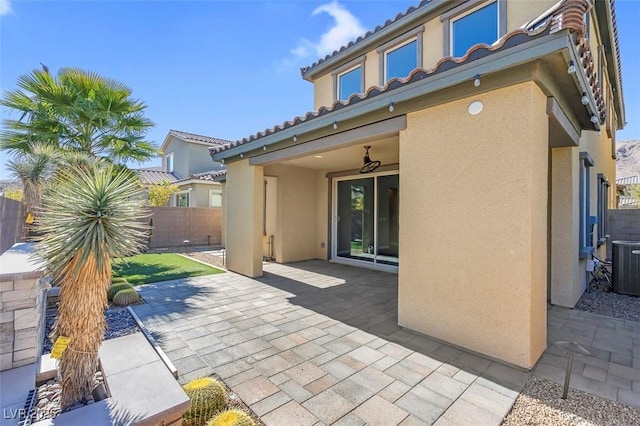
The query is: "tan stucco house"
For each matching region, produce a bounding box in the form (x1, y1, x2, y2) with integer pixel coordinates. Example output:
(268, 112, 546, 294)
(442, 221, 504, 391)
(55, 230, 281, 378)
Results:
(210, 0, 624, 369)
(137, 130, 230, 207)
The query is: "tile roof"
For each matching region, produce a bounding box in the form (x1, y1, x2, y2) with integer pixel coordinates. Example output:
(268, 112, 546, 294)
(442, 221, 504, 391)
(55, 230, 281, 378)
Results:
(169, 130, 233, 147)
(617, 175, 640, 186)
(212, 0, 597, 156)
(136, 169, 179, 185)
(185, 170, 227, 181)
(300, 0, 433, 78)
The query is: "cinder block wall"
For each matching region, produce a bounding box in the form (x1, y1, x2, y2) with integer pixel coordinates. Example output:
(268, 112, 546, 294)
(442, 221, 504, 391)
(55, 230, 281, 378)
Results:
(607, 209, 640, 259)
(148, 207, 222, 248)
(0, 197, 25, 256)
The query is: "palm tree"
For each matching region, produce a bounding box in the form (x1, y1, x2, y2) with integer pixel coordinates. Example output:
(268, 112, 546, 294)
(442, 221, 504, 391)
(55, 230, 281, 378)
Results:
(1, 67, 158, 163)
(36, 163, 149, 409)
(6, 143, 57, 216)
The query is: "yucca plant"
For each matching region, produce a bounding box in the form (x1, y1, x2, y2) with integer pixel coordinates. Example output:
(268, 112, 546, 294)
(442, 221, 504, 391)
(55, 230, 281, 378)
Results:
(35, 163, 149, 409)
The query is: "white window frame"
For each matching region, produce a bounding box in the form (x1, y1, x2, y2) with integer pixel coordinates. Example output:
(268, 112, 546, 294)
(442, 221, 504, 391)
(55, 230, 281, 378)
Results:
(376, 26, 424, 85)
(165, 152, 174, 173)
(332, 55, 365, 102)
(209, 188, 223, 208)
(441, 0, 506, 57)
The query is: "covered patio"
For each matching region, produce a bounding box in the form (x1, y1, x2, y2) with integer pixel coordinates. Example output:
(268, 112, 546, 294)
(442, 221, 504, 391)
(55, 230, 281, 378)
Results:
(132, 260, 530, 425)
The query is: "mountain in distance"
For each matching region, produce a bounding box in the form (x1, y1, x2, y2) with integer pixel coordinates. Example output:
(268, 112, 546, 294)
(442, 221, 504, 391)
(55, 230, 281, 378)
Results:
(617, 140, 640, 179)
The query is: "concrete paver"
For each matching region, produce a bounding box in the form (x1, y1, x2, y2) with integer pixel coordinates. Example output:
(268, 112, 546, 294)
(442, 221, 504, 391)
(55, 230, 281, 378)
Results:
(132, 260, 640, 425)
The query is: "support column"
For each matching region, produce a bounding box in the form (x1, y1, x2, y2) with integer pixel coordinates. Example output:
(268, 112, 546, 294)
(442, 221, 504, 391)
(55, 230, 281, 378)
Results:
(225, 159, 264, 277)
(550, 147, 583, 306)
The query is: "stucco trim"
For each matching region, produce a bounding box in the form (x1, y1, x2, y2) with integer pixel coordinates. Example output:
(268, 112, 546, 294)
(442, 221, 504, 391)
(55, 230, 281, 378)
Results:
(546, 97, 580, 147)
(326, 163, 399, 179)
(248, 116, 406, 166)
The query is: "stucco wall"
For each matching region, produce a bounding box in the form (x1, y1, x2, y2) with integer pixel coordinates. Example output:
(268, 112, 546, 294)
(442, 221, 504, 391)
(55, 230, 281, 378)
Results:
(265, 164, 320, 263)
(0, 197, 25, 256)
(148, 207, 222, 248)
(225, 160, 263, 277)
(398, 82, 548, 368)
(163, 136, 223, 179)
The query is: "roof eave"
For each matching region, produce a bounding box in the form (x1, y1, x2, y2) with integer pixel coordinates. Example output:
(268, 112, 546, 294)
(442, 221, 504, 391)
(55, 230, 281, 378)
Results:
(300, 0, 458, 81)
(215, 31, 575, 162)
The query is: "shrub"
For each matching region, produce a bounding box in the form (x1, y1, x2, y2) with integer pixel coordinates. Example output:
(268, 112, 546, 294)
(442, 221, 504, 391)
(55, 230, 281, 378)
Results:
(206, 409, 254, 426)
(182, 378, 227, 426)
(112, 288, 140, 306)
(107, 282, 134, 301)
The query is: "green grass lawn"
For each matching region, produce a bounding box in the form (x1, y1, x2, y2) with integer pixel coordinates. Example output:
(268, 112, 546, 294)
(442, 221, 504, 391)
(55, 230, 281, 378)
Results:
(112, 253, 224, 285)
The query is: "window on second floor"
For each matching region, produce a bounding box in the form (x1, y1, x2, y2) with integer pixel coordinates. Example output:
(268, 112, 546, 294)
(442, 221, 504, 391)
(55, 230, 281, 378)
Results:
(338, 66, 362, 101)
(441, 0, 505, 58)
(451, 1, 499, 57)
(376, 27, 424, 85)
(165, 153, 174, 173)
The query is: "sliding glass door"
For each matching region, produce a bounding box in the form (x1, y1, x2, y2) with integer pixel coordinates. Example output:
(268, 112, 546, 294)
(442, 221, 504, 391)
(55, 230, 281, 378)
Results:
(334, 173, 399, 267)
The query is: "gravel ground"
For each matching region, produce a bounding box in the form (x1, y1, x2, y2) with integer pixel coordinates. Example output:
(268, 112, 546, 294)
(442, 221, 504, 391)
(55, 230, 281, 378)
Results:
(185, 251, 226, 269)
(43, 307, 140, 353)
(503, 376, 640, 426)
(574, 289, 640, 322)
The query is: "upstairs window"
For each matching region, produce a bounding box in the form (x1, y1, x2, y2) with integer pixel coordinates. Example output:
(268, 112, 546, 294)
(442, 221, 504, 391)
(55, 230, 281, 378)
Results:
(338, 66, 362, 101)
(385, 39, 417, 82)
(441, 0, 505, 58)
(451, 1, 498, 57)
(377, 27, 424, 85)
(332, 56, 365, 102)
(165, 153, 174, 173)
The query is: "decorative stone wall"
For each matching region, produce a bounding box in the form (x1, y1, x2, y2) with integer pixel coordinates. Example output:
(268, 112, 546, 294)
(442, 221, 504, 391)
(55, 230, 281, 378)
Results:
(0, 243, 48, 371)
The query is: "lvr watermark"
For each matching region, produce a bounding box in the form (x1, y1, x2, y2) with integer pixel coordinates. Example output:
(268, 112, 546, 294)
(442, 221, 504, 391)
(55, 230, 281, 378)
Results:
(3, 407, 60, 420)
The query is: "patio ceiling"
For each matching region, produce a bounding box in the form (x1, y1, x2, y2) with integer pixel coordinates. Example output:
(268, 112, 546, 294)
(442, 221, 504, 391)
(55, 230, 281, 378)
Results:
(280, 136, 399, 172)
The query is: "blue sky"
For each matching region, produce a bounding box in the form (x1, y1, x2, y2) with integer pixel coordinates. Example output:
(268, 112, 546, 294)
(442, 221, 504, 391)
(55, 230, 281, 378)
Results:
(1, 0, 639, 180)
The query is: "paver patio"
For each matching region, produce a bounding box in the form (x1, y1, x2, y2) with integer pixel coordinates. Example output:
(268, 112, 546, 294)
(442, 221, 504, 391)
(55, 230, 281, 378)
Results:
(132, 260, 530, 425)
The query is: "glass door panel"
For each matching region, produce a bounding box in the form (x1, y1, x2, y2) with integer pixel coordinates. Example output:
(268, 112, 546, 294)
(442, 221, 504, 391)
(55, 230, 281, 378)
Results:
(336, 178, 374, 262)
(376, 174, 399, 265)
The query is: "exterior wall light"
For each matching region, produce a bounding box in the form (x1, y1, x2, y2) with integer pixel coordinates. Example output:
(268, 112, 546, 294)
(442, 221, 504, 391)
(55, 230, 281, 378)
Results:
(473, 74, 481, 87)
(388, 102, 395, 112)
(567, 61, 576, 74)
(581, 92, 589, 105)
(220, 159, 224, 165)
(240, 153, 244, 158)
(263, 145, 267, 151)
(293, 135, 297, 142)
(590, 115, 599, 124)
(333, 121, 338, 130)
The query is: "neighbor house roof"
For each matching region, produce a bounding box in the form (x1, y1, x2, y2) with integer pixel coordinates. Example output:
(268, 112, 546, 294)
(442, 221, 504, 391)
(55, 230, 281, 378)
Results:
(616, 175, 640, 186)
(167, 130, 233, 147)
(212, 0, 600, 159)
(136, 169, 179, 185)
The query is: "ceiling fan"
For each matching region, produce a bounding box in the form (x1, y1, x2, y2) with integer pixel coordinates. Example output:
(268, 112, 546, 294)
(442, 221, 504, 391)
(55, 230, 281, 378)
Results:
(359, 146, 381, 173)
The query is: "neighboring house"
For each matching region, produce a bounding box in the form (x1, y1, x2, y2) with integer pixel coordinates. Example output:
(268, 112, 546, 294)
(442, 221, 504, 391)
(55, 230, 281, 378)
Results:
(616, 175, 640, 208)
(211, 0, 624, 369)
(137, 130, 231, 207)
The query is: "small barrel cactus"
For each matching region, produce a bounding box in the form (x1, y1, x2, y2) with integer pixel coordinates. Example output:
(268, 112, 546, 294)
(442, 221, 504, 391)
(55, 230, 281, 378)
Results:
(206, 409, 254, 426)
(107, 282, 134, 301)
(111, 277, 129, 284)
(112, 288, 140, 306)
(183, 378, 227, 426)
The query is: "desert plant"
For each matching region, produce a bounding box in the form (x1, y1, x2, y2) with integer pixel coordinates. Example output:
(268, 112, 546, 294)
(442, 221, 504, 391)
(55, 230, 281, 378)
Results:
(112, 288, 140, 306)
(107, 282, 134, 301)
(35, 163, 149, 409)
(182, 377, 227, 426)
(111, 277, 129, 284)
(206, 409, 255, 426)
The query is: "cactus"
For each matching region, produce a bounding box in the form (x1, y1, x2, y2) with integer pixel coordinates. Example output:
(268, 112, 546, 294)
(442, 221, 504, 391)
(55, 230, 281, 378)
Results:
(206, 409, 254, 426)
(182, 378, 227, 426)
(107, 282, 134, 301)
(111, 277, 129, 284)
(112, 288, 140, 306)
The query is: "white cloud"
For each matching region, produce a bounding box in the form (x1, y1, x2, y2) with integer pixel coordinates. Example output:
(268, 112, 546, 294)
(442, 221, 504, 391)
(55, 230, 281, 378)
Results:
(0, 0, 11, 16)
(291, 1, 366, 59)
